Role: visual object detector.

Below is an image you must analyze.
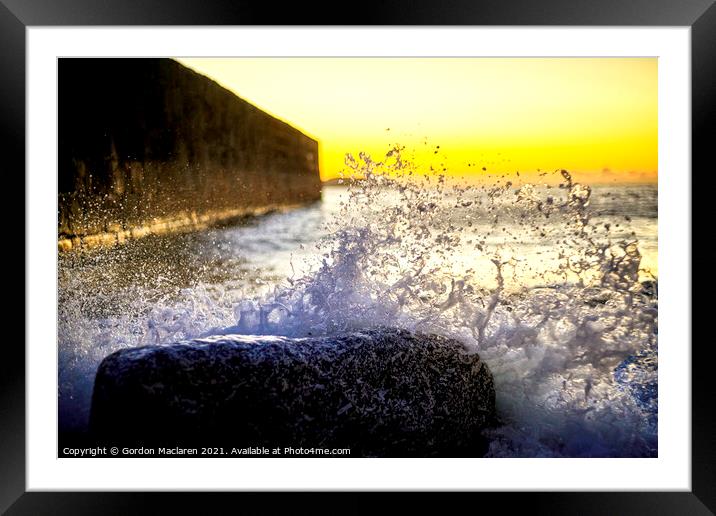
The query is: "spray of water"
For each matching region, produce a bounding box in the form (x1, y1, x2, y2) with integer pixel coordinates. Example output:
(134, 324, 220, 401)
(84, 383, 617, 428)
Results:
(59, 146, 657, 457)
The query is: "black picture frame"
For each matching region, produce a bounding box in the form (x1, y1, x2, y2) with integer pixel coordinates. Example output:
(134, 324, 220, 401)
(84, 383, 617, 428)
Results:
(4, 0, 713, 513)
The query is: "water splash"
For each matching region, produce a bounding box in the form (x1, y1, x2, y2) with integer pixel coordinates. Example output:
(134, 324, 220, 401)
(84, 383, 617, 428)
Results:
(58, 146, 657, 457)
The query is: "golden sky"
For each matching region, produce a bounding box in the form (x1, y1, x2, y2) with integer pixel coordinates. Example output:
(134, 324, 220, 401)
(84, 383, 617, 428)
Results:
(177, 58, 657, 183)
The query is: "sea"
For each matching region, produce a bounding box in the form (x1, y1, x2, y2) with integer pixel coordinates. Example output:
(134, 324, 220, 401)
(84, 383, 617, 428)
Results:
(58, 151, 658, 457)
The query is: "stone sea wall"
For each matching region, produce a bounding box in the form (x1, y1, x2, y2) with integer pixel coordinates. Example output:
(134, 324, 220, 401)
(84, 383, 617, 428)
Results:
(58, 58, 321, 251)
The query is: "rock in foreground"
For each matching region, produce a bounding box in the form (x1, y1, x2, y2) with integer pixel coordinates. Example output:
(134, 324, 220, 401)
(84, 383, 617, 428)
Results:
(90, 328, 495, 456)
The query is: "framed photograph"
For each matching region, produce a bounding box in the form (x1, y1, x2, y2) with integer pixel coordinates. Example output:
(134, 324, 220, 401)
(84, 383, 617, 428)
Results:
(5, 0, 712, 512)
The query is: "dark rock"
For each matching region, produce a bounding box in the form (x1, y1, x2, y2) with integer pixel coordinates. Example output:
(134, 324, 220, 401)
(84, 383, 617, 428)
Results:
(89, 328, 495, 457)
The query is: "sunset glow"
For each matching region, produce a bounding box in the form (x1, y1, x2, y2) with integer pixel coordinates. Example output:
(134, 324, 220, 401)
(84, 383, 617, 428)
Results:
(178, 58, 657, 183)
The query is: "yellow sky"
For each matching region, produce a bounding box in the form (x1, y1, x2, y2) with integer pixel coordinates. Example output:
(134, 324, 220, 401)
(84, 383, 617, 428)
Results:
(177, 58, 657, 183)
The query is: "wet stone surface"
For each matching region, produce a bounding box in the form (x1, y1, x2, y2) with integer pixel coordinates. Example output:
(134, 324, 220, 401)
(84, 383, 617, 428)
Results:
(90, 327, 496, 457)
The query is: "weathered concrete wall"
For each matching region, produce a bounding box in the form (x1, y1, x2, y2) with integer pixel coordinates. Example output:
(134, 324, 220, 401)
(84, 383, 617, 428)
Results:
(58, 58, 321, 250)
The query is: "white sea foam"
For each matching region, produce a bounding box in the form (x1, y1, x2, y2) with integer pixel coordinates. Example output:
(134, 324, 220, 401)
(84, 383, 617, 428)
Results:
(58, 147, 657, 457)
